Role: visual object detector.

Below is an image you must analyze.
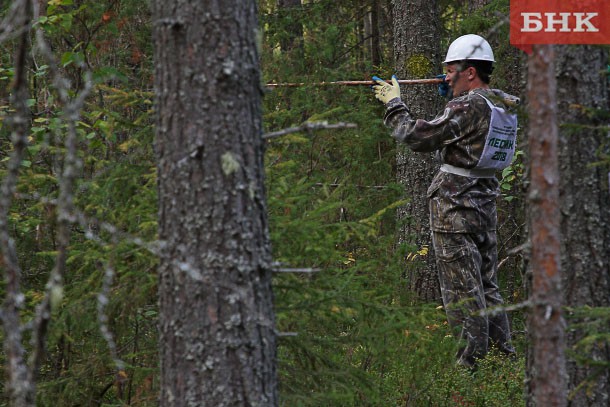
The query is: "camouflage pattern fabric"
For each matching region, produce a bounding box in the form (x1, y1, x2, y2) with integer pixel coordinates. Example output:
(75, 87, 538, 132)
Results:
(384, 88, 519, 168)
(382, 88, 519, 366)
(433, 231, 515, 367)
(427, 171, 499, 233)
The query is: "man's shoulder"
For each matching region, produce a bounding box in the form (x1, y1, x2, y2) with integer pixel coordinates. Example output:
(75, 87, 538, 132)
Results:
(446, 92, 488, 113)
(472, 89, 521, 109)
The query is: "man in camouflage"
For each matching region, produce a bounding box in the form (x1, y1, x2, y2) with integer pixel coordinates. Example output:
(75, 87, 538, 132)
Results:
(372, 34, 518, 367)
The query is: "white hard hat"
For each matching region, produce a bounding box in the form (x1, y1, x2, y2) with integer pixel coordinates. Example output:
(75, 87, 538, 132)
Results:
(443, 34, 495, 64)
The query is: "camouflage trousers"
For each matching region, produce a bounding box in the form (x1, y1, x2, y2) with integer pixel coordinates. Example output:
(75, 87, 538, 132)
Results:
(432, 231, 515, 367)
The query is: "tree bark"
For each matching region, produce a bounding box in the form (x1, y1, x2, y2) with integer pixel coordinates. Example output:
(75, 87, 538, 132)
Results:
(555, 45, 610, 406)
(467, 0, 489, 14)
(392, 0, 443, 302)
(526, 44, 568, 407)
(152, 1, 278, 405)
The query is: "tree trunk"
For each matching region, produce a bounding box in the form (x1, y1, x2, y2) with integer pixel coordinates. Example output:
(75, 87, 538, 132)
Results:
(526, 44, 568, 407)
(467, 0, 489, 14)
(364, 0, 381, 67)
(152, 1, 278, 405)
(392, 0, 443, 302)
(556, 44, 610, 406)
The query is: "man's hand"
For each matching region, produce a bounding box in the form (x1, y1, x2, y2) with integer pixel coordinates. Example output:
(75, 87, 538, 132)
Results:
(436, 74, 450, 98)
(372, 75, 400, 104)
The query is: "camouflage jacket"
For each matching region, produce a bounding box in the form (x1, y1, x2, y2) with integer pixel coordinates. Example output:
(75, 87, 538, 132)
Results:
(383, 88, 520, 233)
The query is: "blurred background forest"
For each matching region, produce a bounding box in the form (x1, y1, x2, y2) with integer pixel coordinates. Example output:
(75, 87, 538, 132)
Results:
(0, 0, 607, 405)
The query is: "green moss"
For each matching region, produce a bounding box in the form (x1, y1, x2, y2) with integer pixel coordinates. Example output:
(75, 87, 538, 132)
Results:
(405, 54, 433, 78)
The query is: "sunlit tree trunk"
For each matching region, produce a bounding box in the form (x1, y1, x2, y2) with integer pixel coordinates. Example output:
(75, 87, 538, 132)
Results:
(526, 44, 568, 407)
(556, 44, 610, 406)
(392, 0, 443, 302)
(152, 0, 278, 405)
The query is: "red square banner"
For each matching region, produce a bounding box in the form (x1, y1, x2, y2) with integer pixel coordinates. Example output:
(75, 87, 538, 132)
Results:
(510, 0, 610, 52)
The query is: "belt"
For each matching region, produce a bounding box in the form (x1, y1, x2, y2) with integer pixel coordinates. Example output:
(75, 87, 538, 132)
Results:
(440, 164, 496, 178)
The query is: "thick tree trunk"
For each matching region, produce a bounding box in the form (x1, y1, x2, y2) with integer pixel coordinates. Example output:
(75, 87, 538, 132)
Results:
(392, 0, 443, 302)
(152, 1, 278, 405)
(526, 44, 568, 407)
(555, 45, 610, 407)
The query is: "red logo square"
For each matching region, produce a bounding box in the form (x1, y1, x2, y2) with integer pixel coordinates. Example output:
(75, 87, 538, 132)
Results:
(510, 0, 610, 53)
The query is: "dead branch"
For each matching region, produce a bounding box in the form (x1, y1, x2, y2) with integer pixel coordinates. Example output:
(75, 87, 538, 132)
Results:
(96, 262, 127, 374)
(0, 1, 35, 405)
(265, 78, 444, 88)
(498, 241, 530, 270)
(27, 11, 94, 395)
(272, 267, 321, 273)
(313, 182, 389, 190)
(263, 121, 357, 139)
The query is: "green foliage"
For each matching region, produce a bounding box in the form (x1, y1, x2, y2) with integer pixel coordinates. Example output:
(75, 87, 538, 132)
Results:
(263, 1, 528, 406)
(0, 1, 158, 404)
(500, 150, 524, 202)
(565, 306, 610, 383)
(3, 0, 607, 405)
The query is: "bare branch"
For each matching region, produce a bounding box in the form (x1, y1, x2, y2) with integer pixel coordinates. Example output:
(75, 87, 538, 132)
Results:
(263, 121, 357, 139)
(0, 1, 35, 404)
(272, 267, 321, 273)
(27, 9, 95, 396)
(96, 262, 127, 373)
(497, 241, 530, 270)
(0, 1, 30, 44)
(312, 182, 390, 190)
(265, 78, 444, 88)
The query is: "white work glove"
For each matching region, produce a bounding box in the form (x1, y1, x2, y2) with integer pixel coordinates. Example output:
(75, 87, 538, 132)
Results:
(372, 75, 401, 104)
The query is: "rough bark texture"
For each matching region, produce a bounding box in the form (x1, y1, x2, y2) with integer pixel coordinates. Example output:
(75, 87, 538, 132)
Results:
(392, 0, 443, 302)
(152, 1, 278, 405)
(526, 44, 568, 407)
(555, 45, 610, 406)
(467, 0, 489, 14)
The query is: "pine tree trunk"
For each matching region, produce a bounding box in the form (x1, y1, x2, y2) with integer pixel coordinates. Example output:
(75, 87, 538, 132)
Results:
(556, 45, 610, 406)
(526, 44, 568, 407)
(370, 0, 381, 66)
(152, 1, 278, 405)
(392, 0, 442, 302)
